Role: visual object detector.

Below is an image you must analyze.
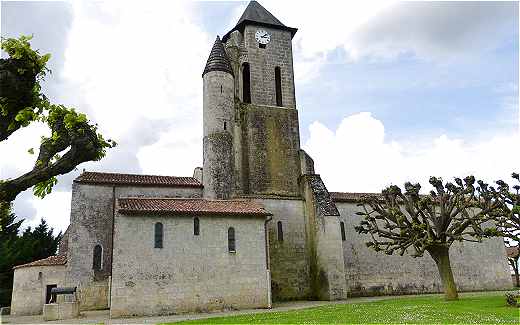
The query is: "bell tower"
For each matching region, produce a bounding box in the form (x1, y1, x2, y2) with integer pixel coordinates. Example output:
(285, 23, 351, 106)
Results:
(221, 1, 302, 197)
(222, 0, 298, 109)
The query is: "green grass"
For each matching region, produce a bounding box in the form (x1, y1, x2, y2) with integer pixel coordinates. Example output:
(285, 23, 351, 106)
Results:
(170, 294, 519, 324)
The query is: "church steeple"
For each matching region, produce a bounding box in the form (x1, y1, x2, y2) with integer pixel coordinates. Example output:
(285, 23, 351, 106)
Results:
(222, 1, 297, 42)
(202, 36, 233, 77)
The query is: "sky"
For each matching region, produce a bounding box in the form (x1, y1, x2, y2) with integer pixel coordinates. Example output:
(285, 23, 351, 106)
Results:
(0, 0, 518, 234)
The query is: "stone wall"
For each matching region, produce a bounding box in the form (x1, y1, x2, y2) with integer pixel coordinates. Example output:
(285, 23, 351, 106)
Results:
(66, 182, 202, 311)
(110, 213, 270, 317)
(11, 265, 66, 316)
(300, 175, 346, 301)
(257, 198, 312, 300)
(241, 25, 296, 108)
(336, 202, 513, 296)
(203, 70, 235, 199)
(238, 104, 301, 196)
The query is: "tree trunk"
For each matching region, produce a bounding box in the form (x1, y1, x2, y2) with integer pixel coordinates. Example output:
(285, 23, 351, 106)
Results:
(428, 246, 459, 300)
(515, 269, 519, 288)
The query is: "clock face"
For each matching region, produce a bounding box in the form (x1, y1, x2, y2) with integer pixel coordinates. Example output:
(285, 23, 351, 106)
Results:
(255, 30, 271, 45)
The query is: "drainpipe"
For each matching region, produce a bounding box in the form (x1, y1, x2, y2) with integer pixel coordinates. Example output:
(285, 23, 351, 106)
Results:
(264, 215, 272, 309)
(109, 186, 115, 309)
(264, 216, 272, 269)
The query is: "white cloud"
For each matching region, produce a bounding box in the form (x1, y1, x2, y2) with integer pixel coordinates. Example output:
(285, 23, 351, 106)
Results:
(256, 1, 516, 83)
(24, 191, 72, 233)
(304, 112, 520, 193)
(5, 0, 212, 233)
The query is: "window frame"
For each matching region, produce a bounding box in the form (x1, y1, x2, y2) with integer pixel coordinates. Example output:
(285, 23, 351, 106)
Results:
(228, 227, 236, 253)
(277, 221, 284, 242)
(194, 217, 200, 236)
(154, 222, 164, 248)
(92, 244, 103, 271)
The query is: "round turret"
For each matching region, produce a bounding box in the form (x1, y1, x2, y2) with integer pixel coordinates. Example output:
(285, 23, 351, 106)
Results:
(202, 36, 235, 199)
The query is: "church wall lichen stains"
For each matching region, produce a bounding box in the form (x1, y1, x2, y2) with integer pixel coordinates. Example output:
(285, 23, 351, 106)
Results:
(240, 104, 301, 196)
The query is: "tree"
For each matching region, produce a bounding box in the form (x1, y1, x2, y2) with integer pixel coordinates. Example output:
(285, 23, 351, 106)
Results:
(506, 246, 519, 287)
(354, 176, 503, 300)
(0, 204, 61, 307)
(492, 173, 520, 243)
(0, 35, 115, 211)
(486, 172, 520, 287)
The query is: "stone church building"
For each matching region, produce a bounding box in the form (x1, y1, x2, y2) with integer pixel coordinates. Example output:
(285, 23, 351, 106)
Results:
(11, 1, 512, 318)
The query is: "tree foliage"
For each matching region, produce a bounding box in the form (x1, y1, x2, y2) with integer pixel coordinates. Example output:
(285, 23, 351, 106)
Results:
(355, 176, 504, 300)
(0, 35, 116, 206)
(490, 173, 520, 243)
(0, 204, 61, 307)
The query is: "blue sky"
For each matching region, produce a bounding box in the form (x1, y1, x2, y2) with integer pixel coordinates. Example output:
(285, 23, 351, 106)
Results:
(0, 1, 518, 233)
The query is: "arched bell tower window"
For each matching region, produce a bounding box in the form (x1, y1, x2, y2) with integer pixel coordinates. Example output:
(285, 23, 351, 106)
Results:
(154, 222, 163, 248)
(228, 227, 236, 253)
(92, 244, 102, 270)
(340, 221, 346, 241)
(242, 62, 251, 104)
(275, 66, 282, 107)
(277, 221, 284, 242)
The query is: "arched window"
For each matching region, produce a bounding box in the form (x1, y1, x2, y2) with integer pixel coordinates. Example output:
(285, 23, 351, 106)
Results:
(92, 244, 102, 270)
(340, 221, 346, 241)
(242, 63, 251, 104)
(275, 66, 282, 107)
(194, 217, 200, 236)
(228, 227, 236, 253)
(154, 222, 163, 248)
(277, 221, 284, 242)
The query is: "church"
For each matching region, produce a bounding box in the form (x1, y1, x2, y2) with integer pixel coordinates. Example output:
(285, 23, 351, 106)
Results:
(10, 1, 512, 318)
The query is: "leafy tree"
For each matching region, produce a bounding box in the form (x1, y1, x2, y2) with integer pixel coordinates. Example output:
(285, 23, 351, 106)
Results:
(0, 35, 115, 214)
(355, 176, 503, 300)
(0, 204, 61, 307)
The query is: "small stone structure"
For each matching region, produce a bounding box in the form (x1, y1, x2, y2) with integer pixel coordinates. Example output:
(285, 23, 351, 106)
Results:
(43, 287, 80, 321)
(10, 0, 513, 318)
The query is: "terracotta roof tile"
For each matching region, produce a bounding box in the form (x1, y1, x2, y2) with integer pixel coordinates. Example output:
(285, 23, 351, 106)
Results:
(330, 192, 382, 203)
(13, 255, 67, 270)
(75, 171, 203, 188)
(118, 198, 271, 217)
(506, 246, 519, 258)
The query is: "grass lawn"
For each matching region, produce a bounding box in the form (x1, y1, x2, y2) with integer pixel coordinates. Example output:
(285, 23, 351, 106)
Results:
(170, 293, 519, 324)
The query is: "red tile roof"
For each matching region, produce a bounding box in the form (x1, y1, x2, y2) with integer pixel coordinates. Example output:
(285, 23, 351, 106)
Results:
(330, 192, 382, 203)
(13, 255, 67, 270)
(118, 198, 271, 217)
(75, 171, 202, 188)
(506, 246, 519, 258)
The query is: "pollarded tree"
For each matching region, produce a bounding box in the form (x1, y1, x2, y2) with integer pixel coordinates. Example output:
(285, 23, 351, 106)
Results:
(354, 176, 503, 300)
(492, 173, 520, 243)
(0, 36, 115, 215)
(486, 173, 520, 287)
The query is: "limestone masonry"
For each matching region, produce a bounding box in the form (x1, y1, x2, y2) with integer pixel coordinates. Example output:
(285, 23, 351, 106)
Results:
(10, 0, 512, 318)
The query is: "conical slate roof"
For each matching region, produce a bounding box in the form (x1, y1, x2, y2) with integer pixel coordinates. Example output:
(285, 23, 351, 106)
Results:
(222, 1, 297, 42)
(202, 36, 233, 77)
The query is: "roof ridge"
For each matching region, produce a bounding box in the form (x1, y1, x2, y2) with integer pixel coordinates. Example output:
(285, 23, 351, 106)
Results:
(222, 1, 297, 42)
(119, 197, 253, 202)
(81, 171, 196, 179)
